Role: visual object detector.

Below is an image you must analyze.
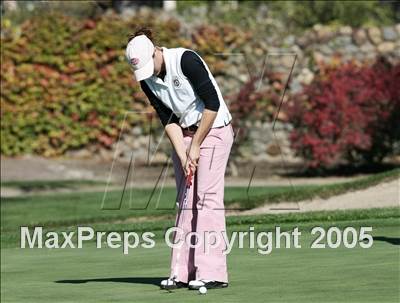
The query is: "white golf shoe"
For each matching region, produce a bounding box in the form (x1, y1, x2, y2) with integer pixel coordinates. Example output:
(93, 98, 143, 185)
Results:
(160, 278, 187, 290)
(188, 279, 228, 290)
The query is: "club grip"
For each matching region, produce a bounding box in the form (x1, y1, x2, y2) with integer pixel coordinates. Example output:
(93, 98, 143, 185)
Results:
(186, 168, 193, 186)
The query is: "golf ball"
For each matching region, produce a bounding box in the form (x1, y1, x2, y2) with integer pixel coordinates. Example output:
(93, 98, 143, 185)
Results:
(199, 286, 207, 294)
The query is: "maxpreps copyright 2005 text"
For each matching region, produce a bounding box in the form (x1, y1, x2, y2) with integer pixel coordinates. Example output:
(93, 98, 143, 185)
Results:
(20, 226, 373, 255)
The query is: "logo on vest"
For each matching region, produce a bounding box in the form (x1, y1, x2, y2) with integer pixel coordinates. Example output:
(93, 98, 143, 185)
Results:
(172, 76, 181, 88)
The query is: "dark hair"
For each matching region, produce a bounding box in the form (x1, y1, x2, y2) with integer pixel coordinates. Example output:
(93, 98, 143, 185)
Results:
(127, 26, 154, 44)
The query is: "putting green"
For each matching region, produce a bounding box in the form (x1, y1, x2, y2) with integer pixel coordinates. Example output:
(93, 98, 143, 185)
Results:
(2, 221, 399, 302)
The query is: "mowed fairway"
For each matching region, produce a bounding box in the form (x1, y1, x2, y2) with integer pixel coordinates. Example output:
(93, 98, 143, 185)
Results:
(2, 219, 399, 303)
(1, 172, 399, 302)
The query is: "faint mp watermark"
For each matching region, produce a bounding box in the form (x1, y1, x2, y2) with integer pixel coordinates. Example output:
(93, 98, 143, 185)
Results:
(101, 50, 302, 212)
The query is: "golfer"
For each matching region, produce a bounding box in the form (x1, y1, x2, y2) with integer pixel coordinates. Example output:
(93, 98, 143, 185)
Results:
(126, 27, 234, 290)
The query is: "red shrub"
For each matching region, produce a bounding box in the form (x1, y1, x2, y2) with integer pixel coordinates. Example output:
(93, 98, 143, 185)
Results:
(286, 57, 400, 169)
(227, 71, 288, 143)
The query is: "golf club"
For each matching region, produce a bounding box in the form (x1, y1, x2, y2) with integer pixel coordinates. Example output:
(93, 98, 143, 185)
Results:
(171, 166, 194, 284)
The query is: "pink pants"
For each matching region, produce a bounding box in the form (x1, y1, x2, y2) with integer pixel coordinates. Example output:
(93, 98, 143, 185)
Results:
(169, 123, 234, 283)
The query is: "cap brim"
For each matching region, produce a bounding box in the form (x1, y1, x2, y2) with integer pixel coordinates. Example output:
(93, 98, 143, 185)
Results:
(134, 59, 154, 81)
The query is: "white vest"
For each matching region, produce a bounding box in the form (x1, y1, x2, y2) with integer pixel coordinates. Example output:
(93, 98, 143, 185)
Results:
(143, 47, 232, 128)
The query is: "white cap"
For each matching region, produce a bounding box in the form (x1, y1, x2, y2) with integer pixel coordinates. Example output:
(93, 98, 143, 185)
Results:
(125, 34, 155, 81)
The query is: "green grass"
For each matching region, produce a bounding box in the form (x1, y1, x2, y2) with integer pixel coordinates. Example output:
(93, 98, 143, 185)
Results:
(1, 168, 398, 246)
(1, 169, 399, 302)
(2, 168, 398, 226)
(243, 168, 400, 209)
(2, 217, 399, 303)
(1, 179, 108, 191)
(1, 206, 399, 248)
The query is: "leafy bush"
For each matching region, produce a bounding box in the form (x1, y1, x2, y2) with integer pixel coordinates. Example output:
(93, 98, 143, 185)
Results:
(1, 12, 250, 156)
(0, 12, 184, 156)
(226, 68, 291, 131)
(223, 69, 289, 162)
(177, 1, 397, 36)
(286, 57, 400, 169)
(268, 1, 397, 31)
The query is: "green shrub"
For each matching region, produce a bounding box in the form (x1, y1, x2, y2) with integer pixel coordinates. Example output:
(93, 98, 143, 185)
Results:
(1, 12, 250, 156)
(268, 1, 396, 31)
(177, 1, 397, 35)
(1, 13, 182, 156)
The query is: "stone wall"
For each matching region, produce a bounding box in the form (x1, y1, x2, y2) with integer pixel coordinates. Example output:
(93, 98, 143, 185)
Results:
(66, 23, 400, 167)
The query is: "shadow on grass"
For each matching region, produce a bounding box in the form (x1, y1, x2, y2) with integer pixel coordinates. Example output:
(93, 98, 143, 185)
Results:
(373, 236, 400, 246)
(55, 277, 164, 286)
